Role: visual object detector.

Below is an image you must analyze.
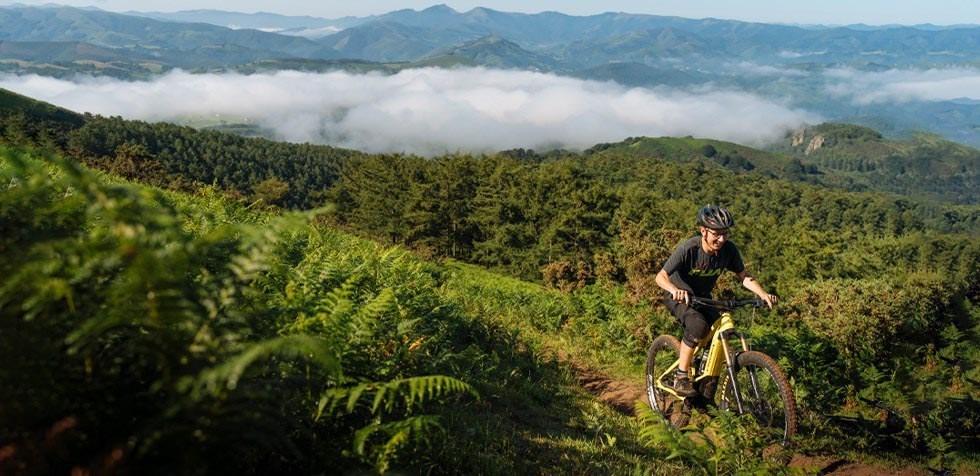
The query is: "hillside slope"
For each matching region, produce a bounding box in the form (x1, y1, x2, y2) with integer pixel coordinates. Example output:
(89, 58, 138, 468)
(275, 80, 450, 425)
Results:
(0, 147, 664, 474)
(426, 35, 562, 71)
(586, 135, 809, 179)
(3, 144, 978, 473)
(0, 86, 85, 126)
(776, 123, 980, 204)
(584, 130, 980, 205)
(1, 86, 978, 472)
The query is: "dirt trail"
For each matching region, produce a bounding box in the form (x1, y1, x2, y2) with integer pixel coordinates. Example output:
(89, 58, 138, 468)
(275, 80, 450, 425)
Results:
(788, 455, 930, 475)
(568, 360, 647, 415)
(564, 358, 932, 476)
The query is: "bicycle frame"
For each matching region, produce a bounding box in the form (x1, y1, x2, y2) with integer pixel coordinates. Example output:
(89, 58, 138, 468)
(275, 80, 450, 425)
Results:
(655, 312, 754, 412)
(646, 297, 798, 444)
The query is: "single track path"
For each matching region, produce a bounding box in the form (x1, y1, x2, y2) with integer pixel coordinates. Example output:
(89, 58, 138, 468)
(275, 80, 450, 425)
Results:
(562, 356, 931, 476)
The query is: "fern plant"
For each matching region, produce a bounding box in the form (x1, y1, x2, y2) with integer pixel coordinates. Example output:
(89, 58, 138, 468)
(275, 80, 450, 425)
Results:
(0, 149, 479, 474)
(635, 402, 812, 475)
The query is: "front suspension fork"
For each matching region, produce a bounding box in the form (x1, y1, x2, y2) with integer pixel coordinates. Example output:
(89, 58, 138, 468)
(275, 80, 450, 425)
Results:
(721, 331, 758, 414)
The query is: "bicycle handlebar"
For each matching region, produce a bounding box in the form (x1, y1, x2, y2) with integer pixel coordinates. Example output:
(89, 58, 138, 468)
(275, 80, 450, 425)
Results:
(689, 296, 767, 311)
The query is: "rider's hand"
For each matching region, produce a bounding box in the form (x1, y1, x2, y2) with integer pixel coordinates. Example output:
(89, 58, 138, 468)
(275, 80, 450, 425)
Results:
(761, 293, 778, 309)
(672, 288, 690, 305)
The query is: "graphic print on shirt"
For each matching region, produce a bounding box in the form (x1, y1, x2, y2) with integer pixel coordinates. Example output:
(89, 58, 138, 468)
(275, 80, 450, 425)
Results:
(689, 267, 723, 277)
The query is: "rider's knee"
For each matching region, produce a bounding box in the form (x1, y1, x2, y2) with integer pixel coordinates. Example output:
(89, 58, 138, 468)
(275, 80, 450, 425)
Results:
(683, 320, 709, 348)
(682, 334, 700, 348)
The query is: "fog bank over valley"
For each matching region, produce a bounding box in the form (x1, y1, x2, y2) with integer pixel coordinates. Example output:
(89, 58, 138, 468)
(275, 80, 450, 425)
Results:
(824, 67, 980, 105)
(0, 68, 820, 155)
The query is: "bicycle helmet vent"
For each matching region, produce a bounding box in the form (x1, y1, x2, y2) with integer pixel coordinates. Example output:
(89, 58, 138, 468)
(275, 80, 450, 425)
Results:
(696, 205, 735, 229)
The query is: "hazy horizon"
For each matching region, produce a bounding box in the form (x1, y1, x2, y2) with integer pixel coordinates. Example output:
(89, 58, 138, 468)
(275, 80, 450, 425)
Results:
(1, 1, 978, 26)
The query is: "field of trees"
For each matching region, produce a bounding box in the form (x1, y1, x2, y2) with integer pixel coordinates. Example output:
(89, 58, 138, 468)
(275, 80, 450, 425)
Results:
(1, 90, 979, 474)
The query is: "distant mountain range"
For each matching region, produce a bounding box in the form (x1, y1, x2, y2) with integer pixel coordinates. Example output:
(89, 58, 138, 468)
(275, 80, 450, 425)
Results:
(125, 9, 363, 38)
(0, 4, 977, 146)
(3, 4, 977, 66)
(0, 7, 338, 59)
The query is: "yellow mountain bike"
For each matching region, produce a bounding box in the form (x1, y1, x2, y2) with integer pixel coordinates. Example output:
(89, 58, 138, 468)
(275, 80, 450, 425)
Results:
(645, 296, 798, 445)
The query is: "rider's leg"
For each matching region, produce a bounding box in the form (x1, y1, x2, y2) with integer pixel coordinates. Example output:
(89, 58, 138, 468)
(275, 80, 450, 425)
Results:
(663, 291, 715, 397)
(664, 291, 710, 352)
(678, 340, 695, 372)
(673, 338, 699, 397)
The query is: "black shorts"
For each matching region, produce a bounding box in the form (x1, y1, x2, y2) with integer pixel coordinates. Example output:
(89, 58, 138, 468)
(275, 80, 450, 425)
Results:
(663, 291, 721, 348)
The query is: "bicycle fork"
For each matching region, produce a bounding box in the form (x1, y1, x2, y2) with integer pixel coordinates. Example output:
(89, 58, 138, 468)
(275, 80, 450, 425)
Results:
(720, 328, 760, 415)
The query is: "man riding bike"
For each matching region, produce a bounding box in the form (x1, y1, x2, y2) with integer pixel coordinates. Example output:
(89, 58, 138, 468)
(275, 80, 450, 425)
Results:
(655, 205, 778, 397)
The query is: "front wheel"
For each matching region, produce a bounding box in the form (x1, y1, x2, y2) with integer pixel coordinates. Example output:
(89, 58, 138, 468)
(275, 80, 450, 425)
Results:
(645, 335, 689, 427)
(716, 350, 798, 445)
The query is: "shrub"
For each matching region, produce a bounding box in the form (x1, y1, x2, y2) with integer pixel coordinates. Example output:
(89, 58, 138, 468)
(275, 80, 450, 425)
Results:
(784, 273, 954, 358)
(0, 150, 475, 474)
(541, 260, 591, 292)
(700, 144, 717, 158)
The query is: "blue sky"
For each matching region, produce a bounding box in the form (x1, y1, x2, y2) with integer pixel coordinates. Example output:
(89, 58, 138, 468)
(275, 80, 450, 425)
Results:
(4, 0, 979, 25)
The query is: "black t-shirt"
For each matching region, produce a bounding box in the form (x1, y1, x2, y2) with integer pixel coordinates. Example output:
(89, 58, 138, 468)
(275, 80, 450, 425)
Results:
(661, 235, 745, 298)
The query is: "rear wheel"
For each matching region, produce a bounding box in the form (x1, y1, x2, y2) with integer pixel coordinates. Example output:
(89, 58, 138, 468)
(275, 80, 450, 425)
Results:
(645, 335, 689, 427)
(716, 350, 798, 445)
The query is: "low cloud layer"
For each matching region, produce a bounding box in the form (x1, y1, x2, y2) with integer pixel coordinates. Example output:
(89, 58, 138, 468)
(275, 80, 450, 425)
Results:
(824, 67, 980, 105)
(0, 68, 817, 155)
(729, 61, 808, 77)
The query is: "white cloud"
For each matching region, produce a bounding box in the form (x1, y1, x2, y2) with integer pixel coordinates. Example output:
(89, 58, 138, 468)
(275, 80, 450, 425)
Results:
(824, 67, 980, 104)
(0, 67, 818, 155)
(287, 26, 345, 38)
(729, 61, 808, 77)
(778, 50, 827, 59)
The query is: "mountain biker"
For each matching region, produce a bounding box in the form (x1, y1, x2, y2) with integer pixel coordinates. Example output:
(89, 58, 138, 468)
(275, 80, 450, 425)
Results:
(655, 205, 777, 397)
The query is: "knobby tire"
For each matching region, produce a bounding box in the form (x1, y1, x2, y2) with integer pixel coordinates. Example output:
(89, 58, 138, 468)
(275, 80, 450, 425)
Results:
(717, 350, 799, 445)
(645, 335, 690, 428)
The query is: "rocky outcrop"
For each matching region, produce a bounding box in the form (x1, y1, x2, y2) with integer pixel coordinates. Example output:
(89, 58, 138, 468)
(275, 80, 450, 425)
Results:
(791, 128, 806, 147)
(805, 135, 825, 155)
